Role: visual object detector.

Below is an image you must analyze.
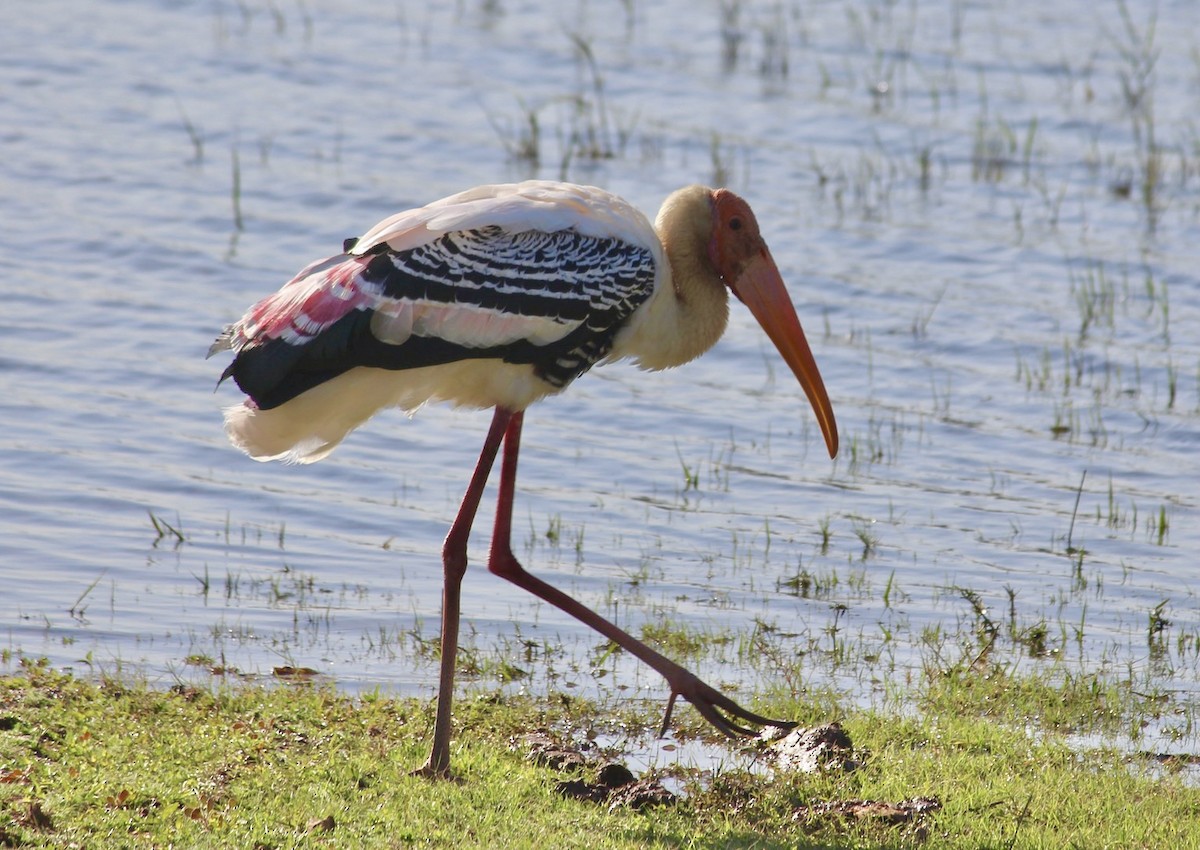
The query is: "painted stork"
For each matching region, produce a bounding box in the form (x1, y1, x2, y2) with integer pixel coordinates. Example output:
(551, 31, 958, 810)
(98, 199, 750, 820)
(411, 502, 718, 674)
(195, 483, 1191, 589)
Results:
(210, 180, 838, 778)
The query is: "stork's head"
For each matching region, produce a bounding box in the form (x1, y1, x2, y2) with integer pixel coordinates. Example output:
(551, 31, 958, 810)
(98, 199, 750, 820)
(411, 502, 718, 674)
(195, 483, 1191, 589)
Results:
(705, 188, 838, 459)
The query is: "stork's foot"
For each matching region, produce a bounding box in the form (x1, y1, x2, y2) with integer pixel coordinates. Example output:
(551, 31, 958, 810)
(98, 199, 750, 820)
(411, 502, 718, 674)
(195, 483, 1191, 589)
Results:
(659, 672, 797, 739)
(410, 760, 463, 783)
(410, 744, 463, 783)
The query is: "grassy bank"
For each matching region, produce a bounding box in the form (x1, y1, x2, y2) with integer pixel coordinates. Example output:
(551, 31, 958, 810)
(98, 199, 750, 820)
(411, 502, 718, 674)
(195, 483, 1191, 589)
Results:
(2, 656, 1197, 849)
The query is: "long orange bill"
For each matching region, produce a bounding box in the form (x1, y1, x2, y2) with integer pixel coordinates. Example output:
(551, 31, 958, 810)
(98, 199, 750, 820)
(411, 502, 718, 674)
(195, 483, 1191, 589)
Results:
(730, 249, 839, 458)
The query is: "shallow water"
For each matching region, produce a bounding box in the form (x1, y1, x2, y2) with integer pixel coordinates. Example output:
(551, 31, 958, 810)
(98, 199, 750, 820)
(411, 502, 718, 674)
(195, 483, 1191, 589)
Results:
(3, 0, 1198, 754)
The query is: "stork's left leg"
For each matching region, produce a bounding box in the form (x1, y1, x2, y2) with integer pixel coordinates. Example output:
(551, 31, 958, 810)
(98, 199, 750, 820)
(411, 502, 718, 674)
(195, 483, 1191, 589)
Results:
(486, 412, 795, 739)
(415, 407, 513, 780)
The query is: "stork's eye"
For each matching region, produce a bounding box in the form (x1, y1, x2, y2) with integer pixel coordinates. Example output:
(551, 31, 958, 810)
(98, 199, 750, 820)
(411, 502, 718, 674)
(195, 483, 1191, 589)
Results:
(729, 217, 743, 231)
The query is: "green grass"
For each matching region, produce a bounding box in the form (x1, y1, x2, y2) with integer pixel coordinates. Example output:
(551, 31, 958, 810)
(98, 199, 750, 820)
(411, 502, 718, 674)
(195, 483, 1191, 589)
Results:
(2, 657, 1197, 849)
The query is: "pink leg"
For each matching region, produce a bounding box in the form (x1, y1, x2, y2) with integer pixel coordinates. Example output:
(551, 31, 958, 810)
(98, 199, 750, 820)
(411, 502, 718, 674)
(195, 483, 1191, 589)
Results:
(486, 412, 795, 738)
(415, 407, 513, 779)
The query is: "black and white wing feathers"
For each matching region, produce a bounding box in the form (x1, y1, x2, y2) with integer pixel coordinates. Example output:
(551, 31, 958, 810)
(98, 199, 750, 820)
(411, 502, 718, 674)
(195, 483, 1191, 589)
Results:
(219, 225, 656, 410)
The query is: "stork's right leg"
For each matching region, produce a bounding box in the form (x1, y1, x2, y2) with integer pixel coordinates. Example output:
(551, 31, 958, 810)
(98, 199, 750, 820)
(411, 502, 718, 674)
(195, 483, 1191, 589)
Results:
(484, 411, 795, 740)
(414, 408, 513, 780)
